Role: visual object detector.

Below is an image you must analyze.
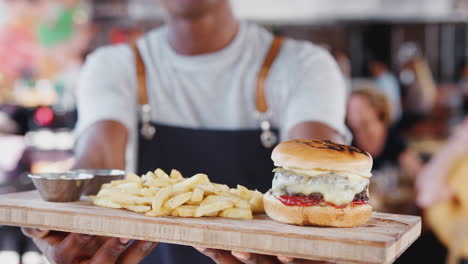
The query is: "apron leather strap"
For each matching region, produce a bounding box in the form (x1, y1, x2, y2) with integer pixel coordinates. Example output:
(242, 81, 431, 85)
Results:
(131, 36, 285, 112)
(256, 36, 284, 113)
(131, 41, 149, 106)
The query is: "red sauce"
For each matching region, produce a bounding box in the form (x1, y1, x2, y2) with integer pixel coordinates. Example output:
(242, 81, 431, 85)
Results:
(351, 200, 368, 206)
(324, 201, 348, 209)
(278, 195, 368, 208)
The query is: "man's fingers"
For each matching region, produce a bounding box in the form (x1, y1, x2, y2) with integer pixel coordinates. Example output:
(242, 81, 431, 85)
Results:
(42, 231, 71, 246)
(88, 238, 131, 264)
(87, 238, 131, 264)
(278, 256, 294, 263)
(232, 251, 277, 264)
(22, 228, 51, 239)
(195, 248, 241, 264)
(53, 233, 98, 263)
(116, 240, 158, 264)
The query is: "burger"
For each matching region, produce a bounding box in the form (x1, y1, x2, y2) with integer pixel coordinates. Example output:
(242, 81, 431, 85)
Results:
(263, 139, 373, 227)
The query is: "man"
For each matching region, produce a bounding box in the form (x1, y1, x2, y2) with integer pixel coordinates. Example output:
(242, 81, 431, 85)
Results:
(368, 59, 402, 123)
(397, 42, 436, 119)
(23, 0, 348, 263)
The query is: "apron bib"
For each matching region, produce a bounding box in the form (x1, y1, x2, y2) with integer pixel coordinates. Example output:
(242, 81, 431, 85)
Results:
(131, 36, 284, 264)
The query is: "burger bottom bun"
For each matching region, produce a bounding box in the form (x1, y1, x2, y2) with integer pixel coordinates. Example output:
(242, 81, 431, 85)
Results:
(264, 191, 372, 228)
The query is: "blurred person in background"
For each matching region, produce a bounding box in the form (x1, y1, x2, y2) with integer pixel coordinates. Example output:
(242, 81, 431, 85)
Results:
(23, 0, 348, 264)
(368, 59, 402, 123)
(346, 88, 422, 176)
(408, 118, 468, 264)
(416, 118, 468, 208)
(397, 42, 437, 121)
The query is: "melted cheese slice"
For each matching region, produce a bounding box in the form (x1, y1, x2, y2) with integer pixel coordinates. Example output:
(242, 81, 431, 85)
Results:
(274, 163, 371, 178)
(272, 168, 369, 206)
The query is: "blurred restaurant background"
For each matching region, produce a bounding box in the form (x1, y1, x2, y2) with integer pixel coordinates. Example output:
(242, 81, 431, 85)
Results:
(2, 0, 468, 263)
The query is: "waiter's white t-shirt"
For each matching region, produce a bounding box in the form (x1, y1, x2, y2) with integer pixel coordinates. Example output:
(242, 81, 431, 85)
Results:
(75, 22, 349, 172)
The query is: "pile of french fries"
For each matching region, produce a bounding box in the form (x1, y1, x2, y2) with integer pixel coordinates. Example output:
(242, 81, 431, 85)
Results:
(92, 169, 264, 220)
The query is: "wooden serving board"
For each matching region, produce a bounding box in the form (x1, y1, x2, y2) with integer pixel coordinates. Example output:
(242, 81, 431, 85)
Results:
(0, 191, 420, 264)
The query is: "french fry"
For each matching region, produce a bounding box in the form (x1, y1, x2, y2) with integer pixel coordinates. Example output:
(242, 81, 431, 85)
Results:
(205, 211, 219, 217)
(141, 171, 157, 181)
(96, 188, 114, 197)
(219, 208, 253, 220)
(101, 183, 112, 189)
(234, 199, 251, 209)
(195, 200, 234, 217)
(140, 187, 160, 197)
(190, 188, 204, 203)
(149, 187, 161, 194)
(146, 207, 171, 217)
(123, 204, 151, 213)
(98, 190, 152, 205)
(117, 182, 141, 195)
(93, 198, 122, 209)
(111, 180, 130, 187)
(252, 190, 263, 197)
(117, 182, 140, 189)
(196, 184, 216, 195)
(218, 191, 242, 199)
(145, 178, 171, 188)
(164, 192, 192, 209)
(172, 205, 198, 217)
(213, 184, 230, 193)
(201, 195, 240, 206)
(152, 186, 173, 211)
(185, 200, 201, 205)
(173, 174, 210, 193)
(170, 169, 184, 181)
(249, 195, 264, 213)
(237, 185, 252, 200)
(127, 173, 142, 184)
(155, 168, 170, 180)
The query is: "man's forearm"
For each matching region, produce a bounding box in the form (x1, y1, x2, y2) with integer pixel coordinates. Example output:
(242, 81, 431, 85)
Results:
(72, 121, 128, 170)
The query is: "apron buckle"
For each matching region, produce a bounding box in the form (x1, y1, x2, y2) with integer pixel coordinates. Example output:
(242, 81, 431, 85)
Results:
(141, 123, 156, 140)
(140, 104, 156, 140)
(260, 129, 278, 149)
(258, 115, 278, 149)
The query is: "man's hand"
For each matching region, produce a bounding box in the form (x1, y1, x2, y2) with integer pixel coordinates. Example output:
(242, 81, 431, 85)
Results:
(195, 248, 330, 264)
(22, 228, 157, 264)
